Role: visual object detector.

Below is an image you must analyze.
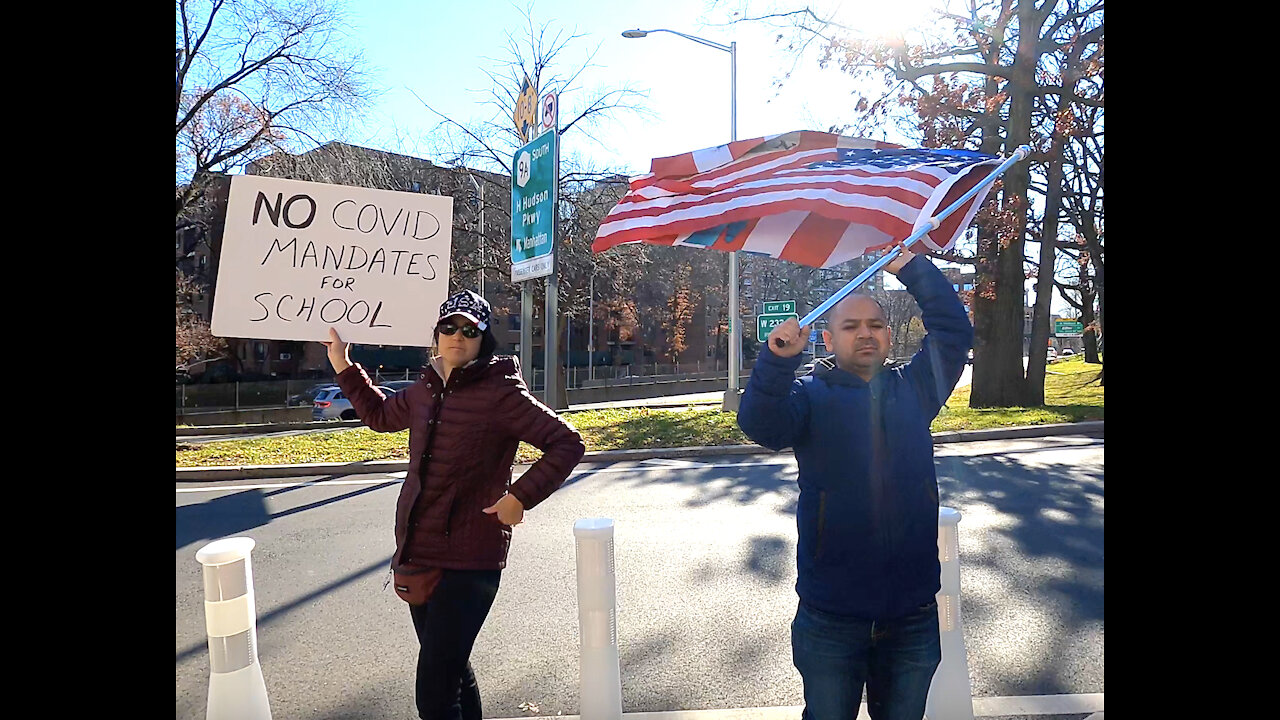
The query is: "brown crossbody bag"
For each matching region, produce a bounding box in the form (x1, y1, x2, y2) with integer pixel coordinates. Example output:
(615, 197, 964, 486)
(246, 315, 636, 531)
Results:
(388, 564, 444, 606)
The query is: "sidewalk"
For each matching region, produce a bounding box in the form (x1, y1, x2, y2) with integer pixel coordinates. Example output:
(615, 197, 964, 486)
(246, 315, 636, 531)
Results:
(487, 695, 1106, 720)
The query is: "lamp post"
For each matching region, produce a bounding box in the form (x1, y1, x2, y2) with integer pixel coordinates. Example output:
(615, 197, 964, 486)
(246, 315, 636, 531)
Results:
(468, 173, 485, 300)
(621, 28, 741, 410)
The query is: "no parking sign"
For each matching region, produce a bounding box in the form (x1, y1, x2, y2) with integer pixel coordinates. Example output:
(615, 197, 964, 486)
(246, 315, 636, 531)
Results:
(541, 91, 557, 133)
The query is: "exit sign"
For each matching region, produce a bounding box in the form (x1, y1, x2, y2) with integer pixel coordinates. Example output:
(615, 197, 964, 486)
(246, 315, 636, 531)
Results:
(1054, 319, 1084, 337)
(757, 312, 799, 342)
(763, 300, 795, 314)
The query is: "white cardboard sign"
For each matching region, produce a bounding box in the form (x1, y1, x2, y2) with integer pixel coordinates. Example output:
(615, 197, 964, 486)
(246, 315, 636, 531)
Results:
(210, 175, 453, 347)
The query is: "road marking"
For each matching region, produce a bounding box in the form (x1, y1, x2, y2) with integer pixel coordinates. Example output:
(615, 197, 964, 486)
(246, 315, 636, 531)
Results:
(578, 459, 794, 473)
(176, 476, 406, 493)
(639, 458, 708, 468)
(973, 693, 1105, 715)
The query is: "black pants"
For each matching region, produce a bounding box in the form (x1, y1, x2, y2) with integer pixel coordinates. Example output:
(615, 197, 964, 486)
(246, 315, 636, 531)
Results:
(408, 568, 502, 720)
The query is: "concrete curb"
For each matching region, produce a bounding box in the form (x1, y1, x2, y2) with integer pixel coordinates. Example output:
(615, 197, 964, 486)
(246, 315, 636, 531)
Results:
(176, 421, 1103, 482)
(176, 418, 363, 436)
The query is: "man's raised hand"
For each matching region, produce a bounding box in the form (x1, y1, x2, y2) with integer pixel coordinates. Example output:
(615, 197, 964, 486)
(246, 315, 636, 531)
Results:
(768, 317, 810, 358)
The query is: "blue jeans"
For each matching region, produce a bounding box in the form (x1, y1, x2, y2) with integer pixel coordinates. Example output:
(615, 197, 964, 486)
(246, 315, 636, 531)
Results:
(409, 569, 502, 720)
(791, 599, 941, 720)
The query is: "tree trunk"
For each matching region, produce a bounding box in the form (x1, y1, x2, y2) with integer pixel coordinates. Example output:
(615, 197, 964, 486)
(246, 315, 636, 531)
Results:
(1026, 113, 1074, 404)
(1080, 278, 1100, 363)
(1026, 157, 1064, 407)
(967, 4, 1030, 409)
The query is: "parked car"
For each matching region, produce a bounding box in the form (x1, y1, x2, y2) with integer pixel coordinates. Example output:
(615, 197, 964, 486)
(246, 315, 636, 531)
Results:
(312, 385, 395, 421)
(795, 361, 816, 377)
(382, 379, 418, 392)
(1061, 348, 1075, 357)
(289, 383, 337, 407)
(966, 349, 974, 365)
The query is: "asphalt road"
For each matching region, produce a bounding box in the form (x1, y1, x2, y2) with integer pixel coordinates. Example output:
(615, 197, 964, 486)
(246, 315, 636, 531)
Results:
(175, 435, 1102, 719)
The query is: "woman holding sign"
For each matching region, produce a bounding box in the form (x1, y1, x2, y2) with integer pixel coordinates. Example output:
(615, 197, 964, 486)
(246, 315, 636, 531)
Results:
(322, 289, 585, 720)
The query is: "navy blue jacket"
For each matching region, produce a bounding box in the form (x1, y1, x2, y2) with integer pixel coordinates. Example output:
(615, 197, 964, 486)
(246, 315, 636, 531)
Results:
(736, 256, 973, 620)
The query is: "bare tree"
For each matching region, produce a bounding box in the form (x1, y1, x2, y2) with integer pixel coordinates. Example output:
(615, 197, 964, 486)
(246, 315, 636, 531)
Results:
(404, 6, 656, 406)
(415, 4, 651, 174)
(175, 0, 376, 222)
(177, 270, 228, 371)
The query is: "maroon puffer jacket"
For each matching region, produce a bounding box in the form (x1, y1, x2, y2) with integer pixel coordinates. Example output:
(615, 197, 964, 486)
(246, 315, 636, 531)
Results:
(335, 355, 585, 570)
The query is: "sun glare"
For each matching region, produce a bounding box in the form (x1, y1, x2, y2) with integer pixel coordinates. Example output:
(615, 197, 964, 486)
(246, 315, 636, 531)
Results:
(829, 0, 945, 40)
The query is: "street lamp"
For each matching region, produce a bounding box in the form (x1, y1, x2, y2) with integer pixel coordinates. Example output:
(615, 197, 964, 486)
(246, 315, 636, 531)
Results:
(622, 27, 742, 411)
(468, 173, 485, 300)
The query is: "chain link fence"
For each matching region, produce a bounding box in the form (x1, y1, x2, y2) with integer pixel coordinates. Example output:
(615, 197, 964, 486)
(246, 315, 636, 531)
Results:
(175, 361, 762, 410)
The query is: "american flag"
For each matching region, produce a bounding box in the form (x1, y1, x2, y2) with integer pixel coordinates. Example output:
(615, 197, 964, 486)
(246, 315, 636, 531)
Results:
(591, 130, 1001, 268)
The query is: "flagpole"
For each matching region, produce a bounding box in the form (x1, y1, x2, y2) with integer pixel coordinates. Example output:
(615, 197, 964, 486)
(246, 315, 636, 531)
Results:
(779, 145, 1031, 346)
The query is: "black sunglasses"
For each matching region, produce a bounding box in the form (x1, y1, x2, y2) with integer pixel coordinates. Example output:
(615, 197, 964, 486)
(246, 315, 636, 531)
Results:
(437, 321, 482, 339)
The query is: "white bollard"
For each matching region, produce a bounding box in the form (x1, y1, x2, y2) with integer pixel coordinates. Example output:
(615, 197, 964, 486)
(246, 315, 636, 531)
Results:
(925, 507, 974, 720)
(195, 537, 272, 720)
(573, 518, 623, 720)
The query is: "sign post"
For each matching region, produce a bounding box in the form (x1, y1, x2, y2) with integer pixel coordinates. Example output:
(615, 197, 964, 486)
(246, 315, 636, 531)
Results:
(511, 89, 561, 406)
(510, 130, 557, 283)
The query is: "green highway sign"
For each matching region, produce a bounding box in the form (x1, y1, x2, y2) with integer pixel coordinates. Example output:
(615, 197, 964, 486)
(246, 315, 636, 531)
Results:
(763, 300, 796, 314)
(757, 312, 799, 342)
(510, 129, 557, 282)
(1054, 319, 1084, 337)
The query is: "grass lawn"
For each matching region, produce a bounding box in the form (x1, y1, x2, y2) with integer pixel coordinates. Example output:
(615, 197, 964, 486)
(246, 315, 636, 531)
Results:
(932, 355, 1104, 432)
(177, 356, 1103, 468)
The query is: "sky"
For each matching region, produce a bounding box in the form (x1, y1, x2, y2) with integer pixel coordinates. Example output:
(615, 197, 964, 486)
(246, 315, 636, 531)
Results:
(340, 0, 939, 173)
(328, 0, 1072, 315)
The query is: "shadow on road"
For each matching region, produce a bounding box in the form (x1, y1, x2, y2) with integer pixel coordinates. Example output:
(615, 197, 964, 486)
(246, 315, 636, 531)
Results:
(936, 444, 1104, 696)
(176, 554, 392, 666)
(582, 459, 800, 515)
(176, 478, 400, 550)
(574, 441, 1103, 699)
(176, 489, 272, 551)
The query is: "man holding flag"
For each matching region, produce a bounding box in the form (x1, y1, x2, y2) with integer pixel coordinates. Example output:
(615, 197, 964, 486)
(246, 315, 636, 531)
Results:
(594, 129, 1008, 717)
(735, 244, 973, 720)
